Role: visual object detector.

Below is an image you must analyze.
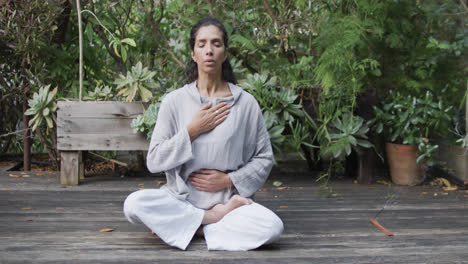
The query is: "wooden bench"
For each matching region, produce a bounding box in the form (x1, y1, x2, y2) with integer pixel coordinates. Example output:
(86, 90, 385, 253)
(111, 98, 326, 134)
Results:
(57, 101, 149, 185)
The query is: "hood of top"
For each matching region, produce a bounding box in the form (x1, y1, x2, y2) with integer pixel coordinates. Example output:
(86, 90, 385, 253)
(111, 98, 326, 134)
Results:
(185, 81, 242, 106)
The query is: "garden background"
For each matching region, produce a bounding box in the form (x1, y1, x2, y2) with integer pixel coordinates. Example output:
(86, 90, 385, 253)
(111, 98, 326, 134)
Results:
(1, 0, 466, 182)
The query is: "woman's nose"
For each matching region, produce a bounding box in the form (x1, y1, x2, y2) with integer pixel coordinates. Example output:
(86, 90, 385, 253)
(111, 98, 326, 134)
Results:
(205, 44, 213, 55)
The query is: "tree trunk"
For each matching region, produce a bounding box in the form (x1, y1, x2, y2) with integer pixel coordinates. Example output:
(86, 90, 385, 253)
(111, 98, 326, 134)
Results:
(22, 88, 31, 171)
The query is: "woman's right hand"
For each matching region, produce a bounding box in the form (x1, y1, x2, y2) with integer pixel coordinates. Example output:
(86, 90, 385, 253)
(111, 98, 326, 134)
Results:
(187, 102, 230, 141)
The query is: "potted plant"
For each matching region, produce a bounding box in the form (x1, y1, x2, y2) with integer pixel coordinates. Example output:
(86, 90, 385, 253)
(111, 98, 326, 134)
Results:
(435, 97, 467, 183)
(373, 90, 452, 185)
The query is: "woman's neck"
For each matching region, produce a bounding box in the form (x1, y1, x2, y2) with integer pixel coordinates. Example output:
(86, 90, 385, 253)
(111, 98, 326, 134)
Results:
(197, 73, 230, 97)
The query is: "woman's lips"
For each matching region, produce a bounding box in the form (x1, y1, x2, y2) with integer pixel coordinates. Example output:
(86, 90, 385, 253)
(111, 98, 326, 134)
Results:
(204, 59, 215, 65)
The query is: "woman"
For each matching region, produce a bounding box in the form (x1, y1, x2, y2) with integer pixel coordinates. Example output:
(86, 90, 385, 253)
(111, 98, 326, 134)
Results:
(123, 16, 283, 251)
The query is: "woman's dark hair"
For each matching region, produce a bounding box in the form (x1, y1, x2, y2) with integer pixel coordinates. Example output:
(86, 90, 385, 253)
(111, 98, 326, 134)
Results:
(182, 16, 237, 85)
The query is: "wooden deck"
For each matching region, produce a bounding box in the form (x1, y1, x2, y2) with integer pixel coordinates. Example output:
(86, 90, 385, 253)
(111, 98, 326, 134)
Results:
(1, 165, 468, 264)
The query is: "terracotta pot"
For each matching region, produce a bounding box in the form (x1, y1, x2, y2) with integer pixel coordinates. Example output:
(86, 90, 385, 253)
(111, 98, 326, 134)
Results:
(386, 142, 423, 185)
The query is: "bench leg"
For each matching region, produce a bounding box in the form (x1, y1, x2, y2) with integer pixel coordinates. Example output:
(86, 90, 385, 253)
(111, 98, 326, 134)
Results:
(60, 151, 82, 185)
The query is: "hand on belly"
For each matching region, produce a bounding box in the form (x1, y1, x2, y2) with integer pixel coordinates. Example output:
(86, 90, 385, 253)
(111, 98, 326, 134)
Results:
(189, 169, 232, 192)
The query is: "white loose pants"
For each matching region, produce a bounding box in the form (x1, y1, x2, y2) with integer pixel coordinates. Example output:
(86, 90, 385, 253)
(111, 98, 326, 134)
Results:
(123, 189, 284, 251)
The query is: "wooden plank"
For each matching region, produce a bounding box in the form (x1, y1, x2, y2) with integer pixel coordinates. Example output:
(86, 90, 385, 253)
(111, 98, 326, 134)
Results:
(57, 118, 138, 135)
(57, 134, 149, 151)
(60, 151, 81, 185)
(57, 101, 147, 119)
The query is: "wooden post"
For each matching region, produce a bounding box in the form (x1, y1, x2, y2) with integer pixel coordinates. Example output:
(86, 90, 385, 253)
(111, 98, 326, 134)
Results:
(76, 0, 83, 101)
(60, 151, 82, 185)
(357, 149, 373, 184)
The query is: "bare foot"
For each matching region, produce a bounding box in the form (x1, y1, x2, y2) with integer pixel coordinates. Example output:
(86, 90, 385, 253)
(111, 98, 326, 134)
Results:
(202, 195, 252, 225)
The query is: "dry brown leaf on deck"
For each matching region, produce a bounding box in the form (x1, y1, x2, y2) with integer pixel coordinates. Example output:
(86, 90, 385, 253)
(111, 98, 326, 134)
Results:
(464, 195, 468, 198)
(154, 180, 166, 185)
(432, 178, 451, 188)
(22, 208, 32, 210)
(377, 180, 392, 187)
(9, 174, 21, 178)
(99, 228, 113, 232)
(22, 175, 30, 178)
(277, 186, 290, 190)
(279, 206, 289, 208)
(1, 188, 10, 190)
(443, 186, 458, 191)
(138, 184, 145, 186)
(376, 180, 392, 187)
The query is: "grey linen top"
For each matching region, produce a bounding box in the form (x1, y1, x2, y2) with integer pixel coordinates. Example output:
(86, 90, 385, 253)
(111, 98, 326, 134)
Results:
(146, 81, 274, 210)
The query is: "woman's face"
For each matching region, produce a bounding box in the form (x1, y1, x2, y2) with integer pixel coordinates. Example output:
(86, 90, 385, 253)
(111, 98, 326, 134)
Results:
(191, 25, 227, 75)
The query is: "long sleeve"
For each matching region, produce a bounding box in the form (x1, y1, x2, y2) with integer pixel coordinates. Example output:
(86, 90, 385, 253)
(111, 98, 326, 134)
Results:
(146, 96, 193, 173)
(228, 105, 274, 198)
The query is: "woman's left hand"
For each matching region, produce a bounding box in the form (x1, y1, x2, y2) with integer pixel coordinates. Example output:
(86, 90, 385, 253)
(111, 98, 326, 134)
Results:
(190, 169, 232, 192)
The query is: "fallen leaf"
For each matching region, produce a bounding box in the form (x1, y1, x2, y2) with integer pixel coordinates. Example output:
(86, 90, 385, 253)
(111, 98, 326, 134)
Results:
(421, 192, 428, 194)
(9, 174, 21, 178)
(277, 186, 290, 190)
(464, 195, 468, 198)
(443, 186, 458, 191)
(36, 173, 45, 176)
(441, 192, 449, 195)
(377, 180, 392, 187)
(279, 206, 288, 208)
(154, 180, 165, 185)
(22, 175, 30, 178)
(432, 178, 451, 188)
(24, 219, 33, 222)
(56, 207, 64, 210)
(18, 182, 26, 185)
(273, 181, 283, 187)
(332, 193, 339, 197)
(22, 208, 32, 210)
(1, 188, 10, 191)
(139, 188, 144, 190)
(99, 228, 113, 232)
(368, 187, 375, 190)
(138, 184, 144, 186)
(20, 172, 27, 175)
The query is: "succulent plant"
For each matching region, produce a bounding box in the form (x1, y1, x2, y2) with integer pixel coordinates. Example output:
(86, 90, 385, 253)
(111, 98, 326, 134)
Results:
(25, 84, 57, 131)
(114, 61, 158, 102)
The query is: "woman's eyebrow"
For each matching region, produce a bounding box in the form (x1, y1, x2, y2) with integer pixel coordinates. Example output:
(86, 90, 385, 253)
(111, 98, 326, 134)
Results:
(196, 38, 222, 43)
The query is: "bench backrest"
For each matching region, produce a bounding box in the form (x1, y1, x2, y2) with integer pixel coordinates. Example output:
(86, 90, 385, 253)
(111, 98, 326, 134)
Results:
(57, 101, 150, 151)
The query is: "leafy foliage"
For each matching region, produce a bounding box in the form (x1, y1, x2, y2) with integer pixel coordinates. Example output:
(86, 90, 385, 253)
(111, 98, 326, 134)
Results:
(373, 91, 453, 165)
(25, 85, 58, 131)
(240, 72, 316, 158)
(84, 85, 114, 101)
(114, 62, 158, 102)
(131, 103, 160, 139)
(319, 113, 372, 159)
